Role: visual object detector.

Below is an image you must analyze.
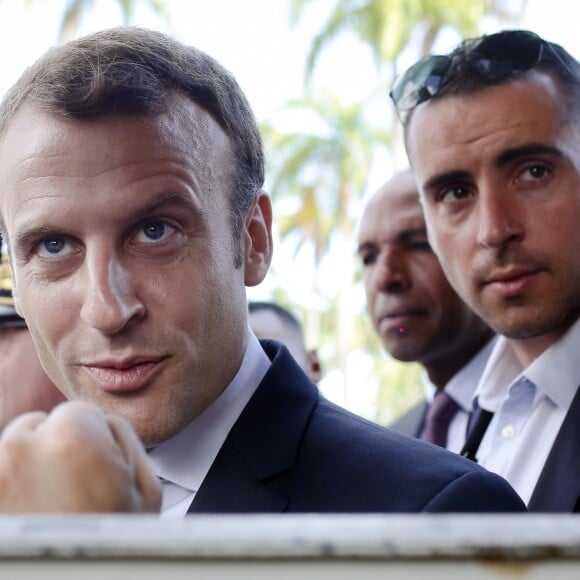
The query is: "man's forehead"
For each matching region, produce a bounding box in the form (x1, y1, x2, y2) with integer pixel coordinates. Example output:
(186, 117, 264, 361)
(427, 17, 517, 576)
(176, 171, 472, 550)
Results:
(0, 97, 233, 189)
(407, 72, 571, 187)
(0, 101, 236, 245)
(1, 94, 230, 154)
(374, 178, 423, 218)
(359, 189, 425, 244)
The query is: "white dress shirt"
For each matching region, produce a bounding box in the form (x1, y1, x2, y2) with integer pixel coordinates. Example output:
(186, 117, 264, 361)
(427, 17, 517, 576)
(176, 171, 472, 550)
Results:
(147, 330, 271, 519)
(474, 318, 580, 504)
(422, 338, 496, 453)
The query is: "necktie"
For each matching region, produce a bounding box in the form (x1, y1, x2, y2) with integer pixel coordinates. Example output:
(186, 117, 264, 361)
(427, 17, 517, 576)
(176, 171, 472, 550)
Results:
(419, 391, 460, 448)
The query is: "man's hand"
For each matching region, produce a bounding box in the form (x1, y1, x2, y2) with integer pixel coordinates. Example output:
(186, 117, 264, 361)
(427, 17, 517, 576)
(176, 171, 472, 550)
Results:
(0, 401, 161, 513)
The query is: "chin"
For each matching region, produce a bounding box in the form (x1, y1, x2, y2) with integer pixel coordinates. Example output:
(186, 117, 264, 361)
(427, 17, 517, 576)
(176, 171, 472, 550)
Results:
(385, 344, 424, 363)
(137, 424, 179, 447)
(490, 309, 575, 340)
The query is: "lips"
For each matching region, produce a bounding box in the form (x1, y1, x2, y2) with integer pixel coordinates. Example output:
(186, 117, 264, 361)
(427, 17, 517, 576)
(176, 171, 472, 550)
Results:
(377, 307, 427, 332)
(482, 266, 543, 298)
(82, 356, 168, 393)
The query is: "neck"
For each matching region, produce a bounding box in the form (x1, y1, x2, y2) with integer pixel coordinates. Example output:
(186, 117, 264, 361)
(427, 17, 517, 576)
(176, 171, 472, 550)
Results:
(425, 328, 494, 391)
(508, 315, 578, 368)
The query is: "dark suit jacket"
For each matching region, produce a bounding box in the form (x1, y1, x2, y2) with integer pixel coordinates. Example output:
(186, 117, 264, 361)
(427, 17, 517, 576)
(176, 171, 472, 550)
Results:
(388, 400, 428, 438)
(527, 384, 580, 512)
(188, 341, 525, 514)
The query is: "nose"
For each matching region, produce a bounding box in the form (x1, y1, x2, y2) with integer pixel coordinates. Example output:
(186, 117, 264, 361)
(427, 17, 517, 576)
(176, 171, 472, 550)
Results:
(476, 187, 524, 249)
(80, 250, 145, 334)
(374, 249, 410, 294)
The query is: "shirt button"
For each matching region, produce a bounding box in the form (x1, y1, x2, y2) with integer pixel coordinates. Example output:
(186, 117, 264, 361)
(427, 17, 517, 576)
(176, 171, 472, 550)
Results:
(501, 425, 516, 439)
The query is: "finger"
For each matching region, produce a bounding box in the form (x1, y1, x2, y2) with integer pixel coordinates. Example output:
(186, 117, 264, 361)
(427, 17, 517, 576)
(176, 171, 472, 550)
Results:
(42, 400, 116, 442)
(107, 414, 161, 512)
(48, 400, 108, 423)
(0, 411, 48, 441)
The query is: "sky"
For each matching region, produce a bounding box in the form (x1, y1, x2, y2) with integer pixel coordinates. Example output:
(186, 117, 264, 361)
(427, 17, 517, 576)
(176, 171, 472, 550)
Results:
(0, 0, 577, 416)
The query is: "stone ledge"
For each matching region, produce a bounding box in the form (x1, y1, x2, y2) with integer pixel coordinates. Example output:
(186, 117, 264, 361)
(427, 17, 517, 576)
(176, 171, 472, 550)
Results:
(0, 514, 578, 560)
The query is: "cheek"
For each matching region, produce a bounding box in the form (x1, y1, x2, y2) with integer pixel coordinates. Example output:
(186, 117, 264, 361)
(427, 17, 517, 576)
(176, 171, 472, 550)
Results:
(21, 291, 74, 364)
(422, 210, 445, 254)
(439, 260, 465, 298)
(17, 271, 59, 316)
(411, 254, 448, 291)
(426, 228, 463, 279)
(27, 300, 70, 337)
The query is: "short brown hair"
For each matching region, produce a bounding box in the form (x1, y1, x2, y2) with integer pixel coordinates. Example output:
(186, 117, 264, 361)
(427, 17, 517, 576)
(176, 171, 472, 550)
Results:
(0, 27, 265, 263)
(401, 30, 580, 135)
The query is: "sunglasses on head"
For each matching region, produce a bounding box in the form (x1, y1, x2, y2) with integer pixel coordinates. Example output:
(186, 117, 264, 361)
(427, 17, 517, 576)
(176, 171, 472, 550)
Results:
(389, 30, 552, 124)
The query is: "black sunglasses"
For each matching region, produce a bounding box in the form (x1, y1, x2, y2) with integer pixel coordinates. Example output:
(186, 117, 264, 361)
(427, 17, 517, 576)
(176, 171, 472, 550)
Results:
(390, 30, 552, 124)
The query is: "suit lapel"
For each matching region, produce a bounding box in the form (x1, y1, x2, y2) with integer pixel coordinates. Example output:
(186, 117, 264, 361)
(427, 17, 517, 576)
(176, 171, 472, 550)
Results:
(188, 440, 288, 512)
(528, 385, 580, 512)
(189, 340, 318, 513)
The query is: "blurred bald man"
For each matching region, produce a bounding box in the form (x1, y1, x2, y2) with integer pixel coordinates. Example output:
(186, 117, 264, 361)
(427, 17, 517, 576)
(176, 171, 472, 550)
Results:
(0, 238, 66, 429)
(357, 170, 494, 451)
(249, 301, 321, 382)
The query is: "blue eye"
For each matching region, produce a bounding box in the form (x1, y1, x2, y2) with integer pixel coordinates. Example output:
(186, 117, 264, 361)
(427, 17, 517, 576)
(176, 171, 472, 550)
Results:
(44, 239, 65, 253)
(37, 237, 70, 257)
(143, 222, 166, 240)
(136, 221, 176, 244)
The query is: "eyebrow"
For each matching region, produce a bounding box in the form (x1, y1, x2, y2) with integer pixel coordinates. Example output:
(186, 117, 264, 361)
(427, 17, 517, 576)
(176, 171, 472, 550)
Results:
(399, 227, 428, 242)
(422, 170, 471, 194)
(356, 241, 375, 255)
(13, 190, 200, 256)
(356, 227, 427, 254)
(129, 190, 201, 221)
(496, 143, 562, 166)
(422, 144, 563, 194)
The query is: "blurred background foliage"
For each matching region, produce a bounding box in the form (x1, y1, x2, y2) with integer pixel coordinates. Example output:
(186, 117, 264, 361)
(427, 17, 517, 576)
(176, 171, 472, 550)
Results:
(260, 0, 526, 422)
(2, 0, 530, 424)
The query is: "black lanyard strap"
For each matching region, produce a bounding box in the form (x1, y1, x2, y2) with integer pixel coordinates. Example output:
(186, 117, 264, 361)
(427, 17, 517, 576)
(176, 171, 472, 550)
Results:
(461, 406, 494, 462)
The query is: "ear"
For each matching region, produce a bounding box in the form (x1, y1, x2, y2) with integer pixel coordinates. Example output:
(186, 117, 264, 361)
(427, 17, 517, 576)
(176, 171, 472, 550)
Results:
(244, 190, 273, 287)
(307, 349, 322, 383)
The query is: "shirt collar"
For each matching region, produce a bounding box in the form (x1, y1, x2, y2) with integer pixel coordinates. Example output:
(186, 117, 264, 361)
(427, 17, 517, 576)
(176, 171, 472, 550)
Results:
(148, 329, 271, 493)
(422, 337, 497, 411)
(476, 317, 580, 411)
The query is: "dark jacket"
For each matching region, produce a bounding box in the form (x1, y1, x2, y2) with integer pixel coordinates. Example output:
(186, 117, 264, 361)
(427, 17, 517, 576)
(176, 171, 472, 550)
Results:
(189, 341, 525, 514)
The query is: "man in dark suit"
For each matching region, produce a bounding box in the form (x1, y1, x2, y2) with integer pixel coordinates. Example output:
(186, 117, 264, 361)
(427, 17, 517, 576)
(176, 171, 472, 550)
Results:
(189, 340, 522, 513)
(357, 170, 494, 452)
(393, 29, 579, 511)
(0, 27, 525, 516)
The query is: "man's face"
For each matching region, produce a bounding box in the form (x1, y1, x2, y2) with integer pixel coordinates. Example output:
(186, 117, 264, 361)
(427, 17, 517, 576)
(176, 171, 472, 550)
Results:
(0, 326, 66, 429)
(0, 97, 272, 445)
(407, 72, 580, 363)
(357, 171, 489, 367)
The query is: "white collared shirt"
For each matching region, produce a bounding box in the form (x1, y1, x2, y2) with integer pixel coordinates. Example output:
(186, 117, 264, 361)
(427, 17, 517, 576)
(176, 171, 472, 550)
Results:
(474, 318, 580, 504)
(422, 338, 496, 453)
(147, 330, 271, 519)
